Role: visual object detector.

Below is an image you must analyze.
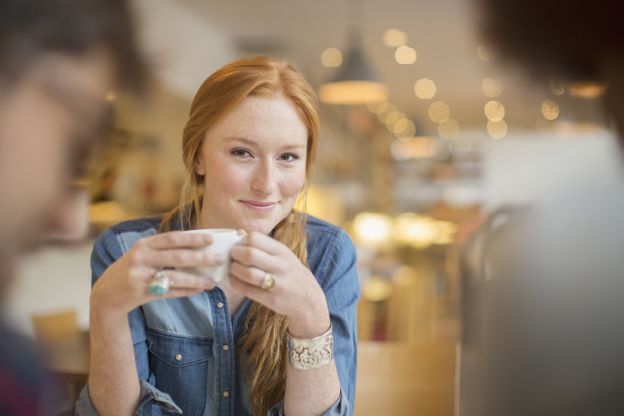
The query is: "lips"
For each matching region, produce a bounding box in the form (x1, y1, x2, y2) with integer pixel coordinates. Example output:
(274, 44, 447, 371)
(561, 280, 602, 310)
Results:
(239, 200, 277, 211)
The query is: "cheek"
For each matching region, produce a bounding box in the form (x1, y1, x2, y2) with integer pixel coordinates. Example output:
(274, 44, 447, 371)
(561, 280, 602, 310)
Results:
(280, 167, 307, 197)
(202, 158, 249, 196)
(1, 107, 68, 203)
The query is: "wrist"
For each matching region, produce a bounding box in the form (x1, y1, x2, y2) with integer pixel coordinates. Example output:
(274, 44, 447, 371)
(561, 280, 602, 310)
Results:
(287, 292, 331, 338)
(90, 291, 129, 324)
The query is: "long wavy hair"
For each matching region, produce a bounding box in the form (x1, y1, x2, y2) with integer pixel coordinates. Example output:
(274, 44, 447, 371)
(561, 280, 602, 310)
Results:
(159, 56, 319, 415)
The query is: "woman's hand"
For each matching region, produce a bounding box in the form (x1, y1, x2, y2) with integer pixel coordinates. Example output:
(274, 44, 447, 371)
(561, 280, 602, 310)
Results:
(228, 231, 331, 338)
(91, 231, 223, 317)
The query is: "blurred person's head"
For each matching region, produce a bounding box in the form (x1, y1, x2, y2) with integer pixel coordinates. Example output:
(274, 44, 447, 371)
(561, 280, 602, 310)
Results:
(462, 0, 624, 415)
(0, 0, 145, 282)
(477, 0, 624, 140)
(161, 55, 319, 415)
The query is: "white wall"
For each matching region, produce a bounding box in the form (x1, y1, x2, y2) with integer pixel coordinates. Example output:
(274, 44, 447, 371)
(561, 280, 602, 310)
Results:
(482, 129, 622, 210)
(5, 242, 93, 336)
(132, 0, 237, 99)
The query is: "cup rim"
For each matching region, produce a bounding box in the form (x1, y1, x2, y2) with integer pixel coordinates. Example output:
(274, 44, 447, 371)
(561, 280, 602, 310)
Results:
(186, 228, 237, 234)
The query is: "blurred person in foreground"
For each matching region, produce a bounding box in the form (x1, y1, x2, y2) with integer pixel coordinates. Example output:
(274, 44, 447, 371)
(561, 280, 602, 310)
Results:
(77, 56, 359, 416)
(0, 0, 145, 414)
(460, 0, 624, 415)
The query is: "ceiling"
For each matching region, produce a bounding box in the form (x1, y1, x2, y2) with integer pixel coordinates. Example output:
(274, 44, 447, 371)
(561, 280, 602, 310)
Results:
(179, 0, 604, 137)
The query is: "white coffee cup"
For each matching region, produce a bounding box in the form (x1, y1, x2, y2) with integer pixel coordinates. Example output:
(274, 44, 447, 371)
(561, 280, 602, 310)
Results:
(184, 228, 244, 283)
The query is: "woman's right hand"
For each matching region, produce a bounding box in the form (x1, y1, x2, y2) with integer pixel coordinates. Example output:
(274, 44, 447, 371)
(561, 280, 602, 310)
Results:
(90, 231, 222, 316)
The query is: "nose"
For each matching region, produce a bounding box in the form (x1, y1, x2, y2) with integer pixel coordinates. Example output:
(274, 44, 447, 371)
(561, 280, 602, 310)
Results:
(250, 159, 277, 196)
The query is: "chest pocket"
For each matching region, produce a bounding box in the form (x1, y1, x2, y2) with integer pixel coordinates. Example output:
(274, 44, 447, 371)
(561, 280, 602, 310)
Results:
(147, 329, 213, 415)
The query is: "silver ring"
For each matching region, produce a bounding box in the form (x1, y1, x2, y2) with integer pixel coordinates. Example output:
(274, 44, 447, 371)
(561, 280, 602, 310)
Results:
(260, 272, 276, 291)
(148, 270, 171, 296)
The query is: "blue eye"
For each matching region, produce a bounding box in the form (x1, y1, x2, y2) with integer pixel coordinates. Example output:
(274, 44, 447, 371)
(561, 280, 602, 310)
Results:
(231, 148, 252, 158)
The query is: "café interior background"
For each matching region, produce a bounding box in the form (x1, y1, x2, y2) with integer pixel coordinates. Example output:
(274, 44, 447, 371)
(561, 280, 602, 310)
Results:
(8, 0, 619, 414)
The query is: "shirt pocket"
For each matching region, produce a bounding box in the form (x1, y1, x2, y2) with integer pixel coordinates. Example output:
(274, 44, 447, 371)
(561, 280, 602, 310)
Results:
(146, 329, 213, 415)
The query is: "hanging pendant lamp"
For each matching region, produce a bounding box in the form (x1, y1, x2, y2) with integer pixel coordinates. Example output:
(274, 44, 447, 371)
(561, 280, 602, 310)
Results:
(318, 0, 387, 105)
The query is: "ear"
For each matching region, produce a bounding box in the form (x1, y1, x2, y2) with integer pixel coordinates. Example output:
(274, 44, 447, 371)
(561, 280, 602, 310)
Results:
(195, 155, 206, 176)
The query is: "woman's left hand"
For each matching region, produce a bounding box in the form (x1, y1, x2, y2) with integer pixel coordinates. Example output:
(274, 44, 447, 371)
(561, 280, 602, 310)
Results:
(228, 231, 331, 338)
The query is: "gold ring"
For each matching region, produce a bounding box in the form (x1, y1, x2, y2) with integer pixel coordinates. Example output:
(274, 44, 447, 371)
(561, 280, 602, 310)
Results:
(260, 272, 276, 290)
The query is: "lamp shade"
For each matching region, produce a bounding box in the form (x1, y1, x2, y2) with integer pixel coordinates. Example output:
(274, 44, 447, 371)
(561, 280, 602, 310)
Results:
(319, 38, 387, 105)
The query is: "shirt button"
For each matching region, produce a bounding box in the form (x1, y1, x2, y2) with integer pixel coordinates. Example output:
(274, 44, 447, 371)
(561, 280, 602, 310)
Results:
(216, 302, 224, 309)
(175, 354, 183, 361)
(222, 390, 230, 398)
(222, 344, 230, 352)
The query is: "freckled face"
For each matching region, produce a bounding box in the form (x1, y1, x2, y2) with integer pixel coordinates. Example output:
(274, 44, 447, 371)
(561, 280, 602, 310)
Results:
(195, 94, 308, 234)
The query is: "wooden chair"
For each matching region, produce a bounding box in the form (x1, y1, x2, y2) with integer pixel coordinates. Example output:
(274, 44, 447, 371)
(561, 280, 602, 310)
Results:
(355, 341, 457, 416)
(31, 309, 80, 343)
(30, 309, 89, 411)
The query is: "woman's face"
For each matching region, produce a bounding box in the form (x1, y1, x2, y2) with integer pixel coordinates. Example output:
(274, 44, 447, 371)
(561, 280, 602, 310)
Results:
(196, 94, 308, 234)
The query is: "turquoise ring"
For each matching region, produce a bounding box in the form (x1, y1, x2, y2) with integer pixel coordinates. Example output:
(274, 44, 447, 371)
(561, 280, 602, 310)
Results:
(148, 270, 171, 296)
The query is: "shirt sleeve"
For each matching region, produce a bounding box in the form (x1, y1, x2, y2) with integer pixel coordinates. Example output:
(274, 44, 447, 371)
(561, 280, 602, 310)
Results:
(266, 389, 350, 416)
(74, 228, 183, 415)
(310, 229, 361, 416)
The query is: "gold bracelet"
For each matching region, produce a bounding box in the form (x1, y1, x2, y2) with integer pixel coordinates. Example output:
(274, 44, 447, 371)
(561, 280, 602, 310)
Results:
(287, 324, 334, 370)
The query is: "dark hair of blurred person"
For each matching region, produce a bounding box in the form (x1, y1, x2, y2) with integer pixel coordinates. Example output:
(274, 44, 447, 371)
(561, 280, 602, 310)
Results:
(460, 1, 624, 415)
(0, 0, 146, 414)
(477, 0, 624, 140)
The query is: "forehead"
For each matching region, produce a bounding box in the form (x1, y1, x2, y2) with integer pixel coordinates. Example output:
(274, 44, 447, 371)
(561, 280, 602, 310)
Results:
(206, 94, 308, 147)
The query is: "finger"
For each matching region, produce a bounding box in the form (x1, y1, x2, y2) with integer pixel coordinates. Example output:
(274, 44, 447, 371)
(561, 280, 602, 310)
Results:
(229, 245, 276, 271)
(144, 248, 225, 269)
(127, 265, 158, 283)
(166, 270, 216, 290)
(238, 231, 283, 255)
(229, 274, 275, 305)
(229, 261, 266, 287)
(143, 231, 214, 250)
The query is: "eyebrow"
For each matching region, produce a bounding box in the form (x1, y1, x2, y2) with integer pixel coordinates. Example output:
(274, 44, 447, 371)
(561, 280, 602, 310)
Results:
(223, 136, 307, 150)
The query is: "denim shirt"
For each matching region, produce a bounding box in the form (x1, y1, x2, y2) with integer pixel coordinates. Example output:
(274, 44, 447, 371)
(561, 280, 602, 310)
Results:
(76, 215, 360, 416)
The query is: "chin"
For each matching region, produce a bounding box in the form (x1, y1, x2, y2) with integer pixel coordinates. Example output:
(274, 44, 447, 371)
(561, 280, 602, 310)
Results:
(239, 217, 282, 235)
(242, 222, 274, 235)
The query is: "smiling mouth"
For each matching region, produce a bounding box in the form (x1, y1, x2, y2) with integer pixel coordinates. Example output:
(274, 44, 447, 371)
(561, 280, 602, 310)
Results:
(239, 200, 277, 211)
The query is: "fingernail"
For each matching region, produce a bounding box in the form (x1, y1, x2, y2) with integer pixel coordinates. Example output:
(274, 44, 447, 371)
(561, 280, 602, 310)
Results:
(237, 229, 247, 236)
(213, 253, 224, 263)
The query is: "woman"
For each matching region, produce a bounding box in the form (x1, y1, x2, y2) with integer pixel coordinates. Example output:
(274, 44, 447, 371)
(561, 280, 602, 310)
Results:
(77, 56, 360, 416)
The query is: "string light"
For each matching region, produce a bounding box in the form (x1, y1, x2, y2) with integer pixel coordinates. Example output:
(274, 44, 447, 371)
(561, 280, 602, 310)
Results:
(395, 45, 417, 64)
(414, 78, 437, 99)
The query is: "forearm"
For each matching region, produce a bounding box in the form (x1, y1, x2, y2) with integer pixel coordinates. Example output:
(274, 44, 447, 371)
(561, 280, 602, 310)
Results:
(284, 304, 341, 415)
(284, 360, 341, 416)
(88, 301, 141, 416)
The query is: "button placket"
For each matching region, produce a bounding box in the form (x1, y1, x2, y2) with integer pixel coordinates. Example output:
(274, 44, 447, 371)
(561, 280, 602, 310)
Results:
(211, 289, 236, 414)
